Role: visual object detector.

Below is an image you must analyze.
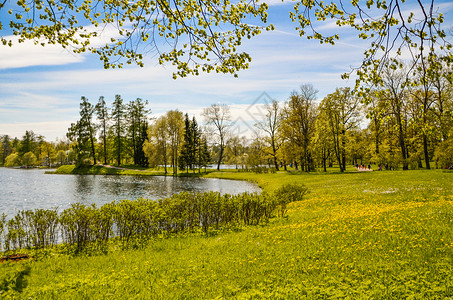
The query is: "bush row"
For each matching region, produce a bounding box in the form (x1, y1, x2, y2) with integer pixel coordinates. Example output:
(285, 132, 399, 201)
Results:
(0, 184, 308, 253)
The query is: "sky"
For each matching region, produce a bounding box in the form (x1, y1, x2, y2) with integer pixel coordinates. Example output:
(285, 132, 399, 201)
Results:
(1, 1, 453, 141)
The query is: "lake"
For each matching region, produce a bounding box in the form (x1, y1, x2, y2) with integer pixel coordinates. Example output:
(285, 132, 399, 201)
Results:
(0, 168, 260, 218)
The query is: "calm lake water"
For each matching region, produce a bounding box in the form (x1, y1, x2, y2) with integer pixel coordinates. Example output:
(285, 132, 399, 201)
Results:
(0, 168, 260, 217)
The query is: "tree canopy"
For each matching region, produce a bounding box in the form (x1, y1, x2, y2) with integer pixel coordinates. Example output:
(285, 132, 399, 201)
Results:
(2, 0, 450, 81)
(0, 0, 271, 77)
(291, 1, 452, 89)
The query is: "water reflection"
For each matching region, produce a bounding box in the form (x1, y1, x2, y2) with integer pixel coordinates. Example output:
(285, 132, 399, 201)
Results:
(75, 175, 96, 202)
(0, 168, 260, 218)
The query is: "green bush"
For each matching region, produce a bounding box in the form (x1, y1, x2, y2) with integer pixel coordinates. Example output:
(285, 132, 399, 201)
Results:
(273, 183, 308, 217)
(0, 188, 307, 253)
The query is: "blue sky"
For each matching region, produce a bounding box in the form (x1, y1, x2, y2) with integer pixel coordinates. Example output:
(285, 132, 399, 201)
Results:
(1, 1, 453, 140)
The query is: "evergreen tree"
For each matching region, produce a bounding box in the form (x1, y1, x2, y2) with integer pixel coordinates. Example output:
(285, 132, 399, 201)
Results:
(180, 115, 201, 172)
(79, 96, 97, 165)
(95, 96, 109, 165)
(1, 135, 12, 165)
(67, 121, 88, 166)
(198, 136, 211, 172)
(126, 98, 151, 167)
(180, 114, 192, 172)
(67, 97, 97, 166)
(191, 116, 200, 171)
(111, 95, 125, 166)
(18, 130, 37, 157)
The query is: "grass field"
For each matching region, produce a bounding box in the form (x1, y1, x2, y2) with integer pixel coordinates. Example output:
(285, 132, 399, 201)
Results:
(1, 169, 453, 298)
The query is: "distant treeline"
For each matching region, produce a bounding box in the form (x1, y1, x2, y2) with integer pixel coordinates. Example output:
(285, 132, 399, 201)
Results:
(2, 68, 453, 172)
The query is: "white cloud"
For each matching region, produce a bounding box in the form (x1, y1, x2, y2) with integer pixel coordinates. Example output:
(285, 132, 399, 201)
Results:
(261, 0, 294, 7)
(0, 39, 84, 69)
(0, 121, 76, 140)
(0, 24, 123, 70)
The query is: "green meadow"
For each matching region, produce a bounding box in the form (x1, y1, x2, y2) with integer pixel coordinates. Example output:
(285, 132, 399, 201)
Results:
(1, 169, 453, 299)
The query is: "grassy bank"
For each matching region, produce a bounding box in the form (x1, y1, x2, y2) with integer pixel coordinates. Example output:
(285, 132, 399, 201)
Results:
(2, 170, 453, 298)
(49, 164, 168, 176)
(49, 164, 214, 176)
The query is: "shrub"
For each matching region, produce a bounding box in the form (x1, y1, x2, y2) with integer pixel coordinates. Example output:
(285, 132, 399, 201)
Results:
(60, 203, 99, 253)
(21, 208, 59, 248)
(273, 183, 308, 217)
(0, 188, 306, 253)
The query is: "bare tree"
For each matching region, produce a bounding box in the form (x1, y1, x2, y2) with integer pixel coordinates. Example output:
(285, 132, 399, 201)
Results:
(255, 100, 281, 171)
(202, 104, 231, 170)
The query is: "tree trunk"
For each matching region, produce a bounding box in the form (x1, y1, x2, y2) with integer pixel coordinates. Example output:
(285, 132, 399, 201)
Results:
(89, 129, 97, 165)
(272, 143, 279, 171)
(423, 134, 430, 169)
(396, 116, 408, 170)
(217, 141, 224, 171)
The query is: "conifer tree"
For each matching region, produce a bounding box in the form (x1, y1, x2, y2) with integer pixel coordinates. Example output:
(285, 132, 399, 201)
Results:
(180, 114, 201, 172)
(198, 136, 211, 173)
(126, 98, 151, 167)
(111, 95, 125, 166)
(95, 96, 109, 165)
(67, 97, 97, 166)
(80, 97, 97, 165)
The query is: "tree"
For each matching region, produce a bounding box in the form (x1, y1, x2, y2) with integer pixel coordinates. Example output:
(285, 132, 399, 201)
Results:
(126, 98, 151, 167)
(246, 133, 266, 168)
(67, 97, 97, 166)
(382, 67, 410, 170)
(198, 136, 211, 172)
(281, 84, 318, 172)
(431, 60, 453, 143)
(111, 95, 126, 166)
(40, 141, 56, 167)
(290, 1, 452, 91)
(4, 1, 449, 84)
(410, 87, 435, 170)
(180, 114, 200, 172)
(166, 110, 184, 175)
(18, 130, 39, 157)
(202, 104, 231, 170)
(225, 136, 247, 170)
(1, 135, 12, 165)
(312, 108, 333, 172)
(67, 121, 87, 166)
(95, 96, 109, 165)
(1, 0, 271, 77)
(144, 115, 169, 174)
(5, 153, 20, 167)
(255, 100, 281, 171)
(22, 151, 37, 167)
(434, 128, 453, 168)
(321, 87, 360, 172)
(364, 89, 388, 159)
(55, 150, 67, 166)
(80, 97, 97, 165)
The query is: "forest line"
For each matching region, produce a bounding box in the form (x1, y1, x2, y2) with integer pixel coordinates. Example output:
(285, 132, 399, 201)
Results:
(1, 65, 453, 172)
